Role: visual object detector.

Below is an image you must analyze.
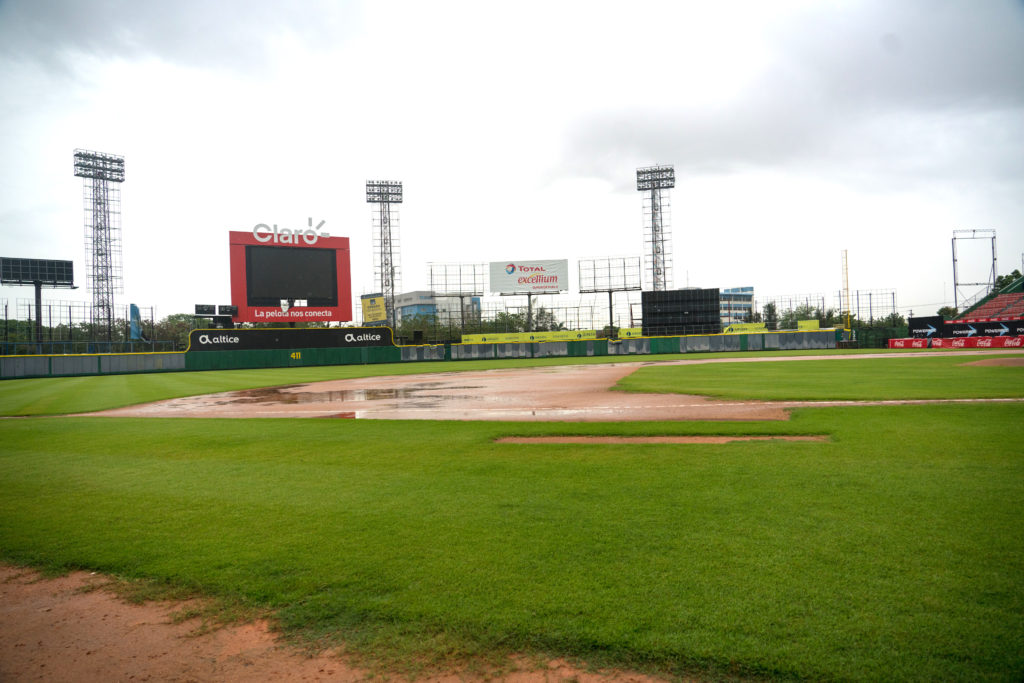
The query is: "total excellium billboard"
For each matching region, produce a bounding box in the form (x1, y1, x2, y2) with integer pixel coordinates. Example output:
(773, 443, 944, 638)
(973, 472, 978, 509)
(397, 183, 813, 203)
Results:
(489, 260, 568, 294)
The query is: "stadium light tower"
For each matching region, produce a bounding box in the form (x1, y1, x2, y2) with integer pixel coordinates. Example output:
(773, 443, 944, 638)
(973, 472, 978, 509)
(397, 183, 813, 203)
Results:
(74, 149, 125, 342)
(366, 180, 402, 329)
(637, 165, 674, 291)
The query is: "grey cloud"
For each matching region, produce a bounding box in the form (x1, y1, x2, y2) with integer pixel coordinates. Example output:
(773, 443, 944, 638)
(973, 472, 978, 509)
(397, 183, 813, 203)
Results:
(0, 0, 358, 73)
(563, 0, 1024, 189)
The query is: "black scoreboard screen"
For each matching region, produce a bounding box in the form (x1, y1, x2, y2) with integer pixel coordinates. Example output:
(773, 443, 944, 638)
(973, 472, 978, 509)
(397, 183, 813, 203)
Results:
(244, 245, 338, 307)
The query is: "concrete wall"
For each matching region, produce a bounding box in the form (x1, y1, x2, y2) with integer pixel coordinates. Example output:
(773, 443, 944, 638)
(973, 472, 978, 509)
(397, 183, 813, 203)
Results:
(1, 353, 185, 379)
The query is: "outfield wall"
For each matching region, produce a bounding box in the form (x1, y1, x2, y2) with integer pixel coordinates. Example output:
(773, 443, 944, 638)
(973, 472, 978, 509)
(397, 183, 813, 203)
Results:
(1, 352, 186, 379)
(1, 329, 841, 379)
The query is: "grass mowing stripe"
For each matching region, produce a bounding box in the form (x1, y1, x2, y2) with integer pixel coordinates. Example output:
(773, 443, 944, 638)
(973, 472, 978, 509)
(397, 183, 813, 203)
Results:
(2, 406, 1022, 680)
(616, 354, 1024, 401)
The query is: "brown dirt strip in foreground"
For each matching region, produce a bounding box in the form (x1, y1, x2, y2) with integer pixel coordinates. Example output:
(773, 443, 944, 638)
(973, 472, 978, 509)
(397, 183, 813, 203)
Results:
(0, 566, 672, 683)
(497, 435, 829, 444)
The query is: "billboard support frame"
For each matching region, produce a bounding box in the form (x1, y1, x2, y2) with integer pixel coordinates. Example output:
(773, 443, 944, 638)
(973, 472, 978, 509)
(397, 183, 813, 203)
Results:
(0, 257, 77, 348)
(578, 256, 642, 337)
(498, 290, 559, 332)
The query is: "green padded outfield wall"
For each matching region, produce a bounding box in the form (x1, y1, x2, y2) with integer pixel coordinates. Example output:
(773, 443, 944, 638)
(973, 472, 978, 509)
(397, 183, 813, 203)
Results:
(2, 329, 843, 379)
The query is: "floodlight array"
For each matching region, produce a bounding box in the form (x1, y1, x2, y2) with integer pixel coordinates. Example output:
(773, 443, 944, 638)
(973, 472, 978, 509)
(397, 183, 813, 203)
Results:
(636, 165, 675, 190)
(73, 149, 125, 182)
(366, 180, 403, 203)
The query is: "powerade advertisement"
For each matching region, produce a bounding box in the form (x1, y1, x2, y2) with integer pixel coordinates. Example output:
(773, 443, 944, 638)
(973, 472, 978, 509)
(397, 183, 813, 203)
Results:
(908, 316, 945, 339)
(946, 320, 1024, 337)
(188, 327, 393, 351)
(908, 316, 1024, 339)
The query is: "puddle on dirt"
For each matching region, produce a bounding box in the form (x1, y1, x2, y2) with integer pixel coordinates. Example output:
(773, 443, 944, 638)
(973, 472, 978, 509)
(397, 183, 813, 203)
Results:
(233, 384, 481, 406)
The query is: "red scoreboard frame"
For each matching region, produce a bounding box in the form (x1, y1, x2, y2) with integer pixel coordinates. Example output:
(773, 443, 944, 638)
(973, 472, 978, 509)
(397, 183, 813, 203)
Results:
(228, 230, 352, 324)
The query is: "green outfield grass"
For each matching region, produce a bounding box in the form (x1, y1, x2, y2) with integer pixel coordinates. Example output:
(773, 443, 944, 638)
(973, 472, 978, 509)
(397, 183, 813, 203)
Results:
(617, 354, 1024, 400)
(2, 404, 1023, 681)
(0, 348, 898, 417)
(2, 352, 1022, 680)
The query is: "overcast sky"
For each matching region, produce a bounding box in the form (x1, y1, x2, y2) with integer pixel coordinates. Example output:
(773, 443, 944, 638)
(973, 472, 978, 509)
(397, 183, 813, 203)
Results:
(1, 0, 1022, 324)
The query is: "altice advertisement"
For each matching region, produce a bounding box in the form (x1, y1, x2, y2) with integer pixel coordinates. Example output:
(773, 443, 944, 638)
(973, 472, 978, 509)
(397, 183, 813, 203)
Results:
(489, 259, 569, 294)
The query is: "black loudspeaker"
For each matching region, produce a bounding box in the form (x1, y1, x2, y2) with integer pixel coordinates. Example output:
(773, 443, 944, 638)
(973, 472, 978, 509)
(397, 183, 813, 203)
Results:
(412, 330, 424, 344)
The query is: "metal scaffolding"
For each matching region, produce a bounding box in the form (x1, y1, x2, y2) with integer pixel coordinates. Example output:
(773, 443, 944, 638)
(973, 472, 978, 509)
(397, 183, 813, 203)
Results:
(428, 262, 485, 329)
(952, 229, 997, 311)
(366, 180, 402, 329)
(578, 256, 642, 335)
(74, 149, 125, 341)
(637, 165, 675, 291)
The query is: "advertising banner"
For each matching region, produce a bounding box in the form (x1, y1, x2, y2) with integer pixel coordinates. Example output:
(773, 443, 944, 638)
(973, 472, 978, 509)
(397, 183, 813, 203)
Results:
(930, 336, 1024, 349)
(361, 294, 386, 324)
(461, 330, 598, 345)
(797, 320, 820, 331)
(888, 338, 930, 349)
(945, 320, 1024, 338)
(619, 327, 644, 338)
(489, 260, 569, 294)
(551, 329, 597, 341)
(723, 323, 766, 334)
(462, 333, 520, 344)
(908, 316, 945, 339)
(188, 327, 393, 352)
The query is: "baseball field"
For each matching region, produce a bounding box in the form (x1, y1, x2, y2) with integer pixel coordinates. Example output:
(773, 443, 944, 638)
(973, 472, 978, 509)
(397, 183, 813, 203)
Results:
(1, 350, 1022, 681)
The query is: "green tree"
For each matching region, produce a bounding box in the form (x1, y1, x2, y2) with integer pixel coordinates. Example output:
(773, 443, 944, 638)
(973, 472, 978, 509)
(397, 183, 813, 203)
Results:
(395, 313, 442, 343)
(532, 307, 564, 332)
(154, 313, 199, 348)
(486, 312, 527, 333)
(816, 307, 842, 327)
(994, 269, 1023, 291)
(762, 302, 778, 330)
(937, 306, 958, 319)
(874, 312, 907, 328)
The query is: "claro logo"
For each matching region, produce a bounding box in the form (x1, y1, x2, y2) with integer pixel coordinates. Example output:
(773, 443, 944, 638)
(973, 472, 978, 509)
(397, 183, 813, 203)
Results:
(253, 218, 329, 245)
(198, 334, 240, 345)
(345, 332, 382, 343)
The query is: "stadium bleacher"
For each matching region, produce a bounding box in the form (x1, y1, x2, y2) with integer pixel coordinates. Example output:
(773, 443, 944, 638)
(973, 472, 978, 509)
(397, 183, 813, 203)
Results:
(955, 292, 1024, 321)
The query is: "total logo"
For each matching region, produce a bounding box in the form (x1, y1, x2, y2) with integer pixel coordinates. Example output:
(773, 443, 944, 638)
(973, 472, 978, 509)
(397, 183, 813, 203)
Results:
(505, 263, 546, 274)
(253, 218, 329, 245)
(199, 334, 240, 345)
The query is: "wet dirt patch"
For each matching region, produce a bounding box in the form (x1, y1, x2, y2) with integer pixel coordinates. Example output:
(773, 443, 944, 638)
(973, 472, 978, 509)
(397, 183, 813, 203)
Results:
(233, 382, 480, 404)
(962, 357, 1024, 367)
(497, 435, 829, 445)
